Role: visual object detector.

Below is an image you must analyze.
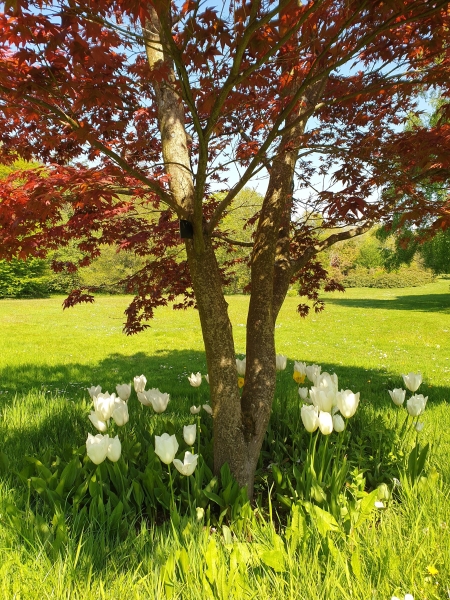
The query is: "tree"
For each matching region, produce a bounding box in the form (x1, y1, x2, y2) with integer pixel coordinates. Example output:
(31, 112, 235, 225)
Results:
(0, 1, 449, 495)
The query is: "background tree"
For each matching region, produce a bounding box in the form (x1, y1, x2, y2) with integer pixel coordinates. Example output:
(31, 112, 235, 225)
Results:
(0, 0, 449, 494)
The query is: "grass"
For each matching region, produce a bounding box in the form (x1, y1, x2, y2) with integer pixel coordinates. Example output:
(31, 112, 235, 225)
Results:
(0, 279, 449, 599)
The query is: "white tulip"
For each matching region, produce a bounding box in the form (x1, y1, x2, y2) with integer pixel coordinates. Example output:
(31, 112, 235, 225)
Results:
(88, 411, 108, 432)
(204, 374, 209, 384)
(332, 413, 345, 433)
(276, 354, 287, 371)
(415, 422, 424, 432)
(236, 357, 246, 376)
(111, 399, 129, 426)
(402, 372, 422, 393)
(301, 405, 319, 432)
(406, 394, 427, 417)
(173, 451, 198, 476)
(318, 411, 333, 435)
(133, 374, 147, 393)
(116, 383, 131, 402)
(336, 390, 360, 418)
(93, 392, 117, 422)
(107, 435, 121, 462)
(183, 424, 197, 446)
(202, 404, 213, 415)
(310, 387, 335, 413)
(315, 372, 337, 393)
(137, 390, 151, 406)
(87, 385, 102, 398)
(196, 507, 205, 521)
(305, 364, 321, 383)
(86, 433, 109, 465)
(298, 387, 309, 401)
(146, 388, 170, 413)
(294, 361, 307, 376)
(389, 388, 406, 406)
(190, 405, 202, 414)
(155, 433, 179, 465)
(188, 372, 202, 387)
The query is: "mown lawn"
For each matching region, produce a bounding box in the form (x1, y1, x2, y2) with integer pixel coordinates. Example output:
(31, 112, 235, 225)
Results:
(0, 279, 449, 599)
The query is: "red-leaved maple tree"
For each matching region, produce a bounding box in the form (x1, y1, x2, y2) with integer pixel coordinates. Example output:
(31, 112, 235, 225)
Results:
(1, 0, 449, 493)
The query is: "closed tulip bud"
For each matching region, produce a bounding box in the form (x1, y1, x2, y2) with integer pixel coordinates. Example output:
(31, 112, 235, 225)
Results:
(336, 389, 360, 418)
(204, 374, 209, 384)
(301, 405, 319, 432)
(318, 411, 333, 435)
(332, 413, 345, 432)
(196, 507, 205, 521)
(276, 354, 287, 371)
(406, 394, 427, 417)
(116, 383, 131, 402)
(202, 404, 213, 415)
(88, 411, 108, 432)
(190, 405, 201, 414)
(107, 435, 121, 462)
(298, 387, 309, 401)
(133, 375, 147, 393)
(188, 372, 202, 387)
(183, 424, 196, 446)
(402, 372, 422, 392)
(87, 385, 102, 398)
(155, 433, 179, 465)
(111, 399, 129, 426)
(173, 451, 198, 476)
(236, 357, 246, 376)
(294, 361, 307, 376)
(86, 433, 109, 465)
(415, 422, 424, 432)
(388, 388, 406, 406)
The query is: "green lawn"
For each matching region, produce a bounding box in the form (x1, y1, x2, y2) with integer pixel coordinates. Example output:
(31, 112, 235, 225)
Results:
(0, 279, 449, 599)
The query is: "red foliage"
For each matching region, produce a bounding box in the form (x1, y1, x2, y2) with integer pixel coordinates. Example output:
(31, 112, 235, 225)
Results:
(0, 1, 449, 330)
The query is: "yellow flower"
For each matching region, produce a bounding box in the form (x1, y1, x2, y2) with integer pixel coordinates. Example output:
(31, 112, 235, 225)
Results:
(238, 377, 245, 389)
(427, 565, 439, 576)
(293, 372, 306, 384)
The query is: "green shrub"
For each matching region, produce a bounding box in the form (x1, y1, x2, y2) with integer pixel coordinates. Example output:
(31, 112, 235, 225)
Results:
(0, 258, 50, 298)
(340, 265, 435, 288)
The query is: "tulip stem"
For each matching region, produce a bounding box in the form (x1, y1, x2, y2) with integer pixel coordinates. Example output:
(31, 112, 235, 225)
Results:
(168, 463, 175, 513)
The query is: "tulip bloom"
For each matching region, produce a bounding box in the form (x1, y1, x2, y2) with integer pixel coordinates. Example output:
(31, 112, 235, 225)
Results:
(147, 388, 170, 413)
(415, 422, 424, 432)
(388, 388, 406, 407)
(87, 385, 101, 398)
(305, 364, 321, 383)
(202, 404, 213, 415)
(173, 451, 198, 476)
(93, 392, 117, 422)
(301, 405, 319, 432)
(137, 390, 152, 406)
(183, 424, 196, 446)
(238, 377, 245, 389)
(310, 387, 335, 413)
(190, 405, 201, 414)
(107, 436, 121, 462)
(204, 374, 209, 384)
(332, 413, 345, 433)
(112, 399, 129, 426)
(188, 372, 202, 387)
(116, 383, 131, 402)
(298, 387, 309, 401)
(318, 411, 333, 435)
(276, 354, 287, 371)
(236, 357, 246, 376)
(155, 433, 179, 465)
(133, 374, 147, 393)
(86, 433, 109, 465)
(88, 411, 108, 432)
(406, 394, 427, 417)
(336, 390, 360, 418)
(402, 372, 422, 393)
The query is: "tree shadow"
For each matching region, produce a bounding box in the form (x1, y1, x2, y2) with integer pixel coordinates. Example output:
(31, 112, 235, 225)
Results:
(323, 292, 450, 313)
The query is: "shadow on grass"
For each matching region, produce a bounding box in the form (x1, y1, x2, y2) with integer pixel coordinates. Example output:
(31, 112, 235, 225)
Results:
(323, 291, 450, 313)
